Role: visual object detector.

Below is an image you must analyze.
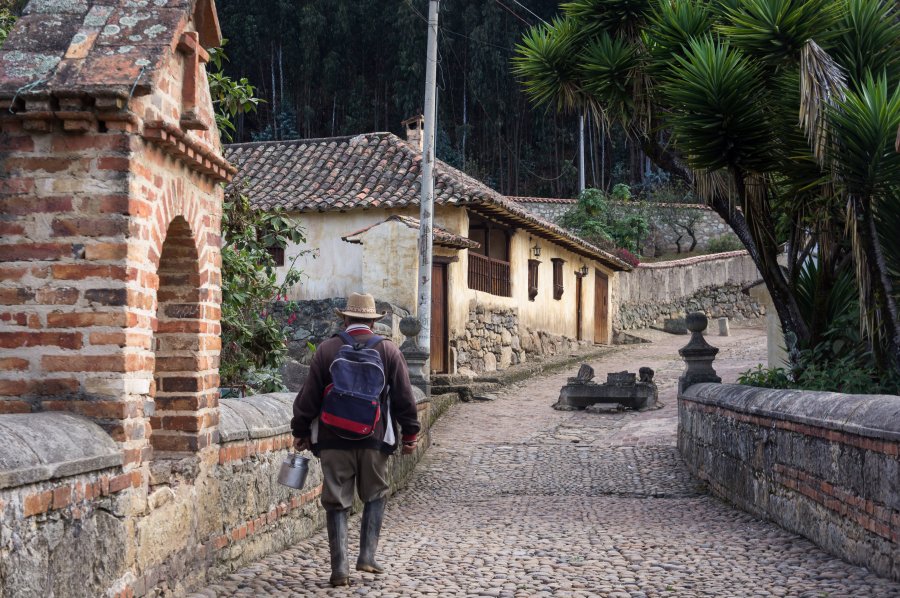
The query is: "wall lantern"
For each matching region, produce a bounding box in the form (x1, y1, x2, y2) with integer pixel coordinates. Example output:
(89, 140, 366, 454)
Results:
(579, 265, 589, 277)
(531, 242, 542, 258)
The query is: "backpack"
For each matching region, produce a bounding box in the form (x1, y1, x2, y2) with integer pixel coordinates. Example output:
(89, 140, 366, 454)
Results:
(320, 332, 386, 439)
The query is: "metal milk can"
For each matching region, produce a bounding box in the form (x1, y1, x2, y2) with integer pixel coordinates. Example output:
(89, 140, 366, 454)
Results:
(277, 452, 310, 490)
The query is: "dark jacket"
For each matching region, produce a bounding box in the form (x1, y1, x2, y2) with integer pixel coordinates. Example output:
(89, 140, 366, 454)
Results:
(291, 328, 421, 454)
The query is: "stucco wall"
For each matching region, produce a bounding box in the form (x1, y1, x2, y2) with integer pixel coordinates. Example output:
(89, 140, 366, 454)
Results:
(679, 383, 900, 582)
(614, 251, 761, 330)
(280, 206, 621, 367)
(442, 208, 619, 354)
(280, 209, 396, 300)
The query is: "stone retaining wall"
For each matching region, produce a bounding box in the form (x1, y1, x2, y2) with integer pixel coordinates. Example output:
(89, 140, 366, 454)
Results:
(452, 303, 586, 374)
(615, 251, 763, 330)
(678, 383, 900, 582)
(0, 390, 453, 597)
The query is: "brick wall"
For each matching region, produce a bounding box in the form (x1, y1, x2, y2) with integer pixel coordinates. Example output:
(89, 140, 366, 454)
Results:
(678, 383, 900, 582)
(0, 4, 234, 596)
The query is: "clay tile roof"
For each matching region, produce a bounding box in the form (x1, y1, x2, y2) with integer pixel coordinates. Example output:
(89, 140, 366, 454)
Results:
(0, 0, 220, 102)
(341, 215, 480, 250)
(225, 133, 631, 271)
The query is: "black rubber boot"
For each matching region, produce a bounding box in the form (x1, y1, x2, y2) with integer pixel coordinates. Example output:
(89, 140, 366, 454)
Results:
(356, 497, 386, 574)
(326, 509, 350, 586)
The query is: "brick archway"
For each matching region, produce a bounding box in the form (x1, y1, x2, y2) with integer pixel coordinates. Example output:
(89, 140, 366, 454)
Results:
(150, 215, 219, 456)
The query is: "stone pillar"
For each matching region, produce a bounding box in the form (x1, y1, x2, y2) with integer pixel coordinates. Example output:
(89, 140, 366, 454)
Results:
(399, 316, 430, 396)
(678, 312, 721, 394)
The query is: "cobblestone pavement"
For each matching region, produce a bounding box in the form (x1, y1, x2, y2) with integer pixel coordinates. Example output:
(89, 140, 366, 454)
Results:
(195, 325, 900, 597)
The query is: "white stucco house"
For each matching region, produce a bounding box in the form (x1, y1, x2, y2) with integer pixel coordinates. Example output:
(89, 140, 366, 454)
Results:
(225, 117, 631, 374)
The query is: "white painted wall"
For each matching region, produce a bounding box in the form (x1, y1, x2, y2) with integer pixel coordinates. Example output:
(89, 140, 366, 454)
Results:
(277, 205, 619, 346)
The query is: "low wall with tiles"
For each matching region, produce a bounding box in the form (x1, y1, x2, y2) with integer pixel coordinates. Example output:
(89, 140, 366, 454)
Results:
(678, 383, 900, 582)
(615, 251, 763, 330)
(0, 390, 451, 597)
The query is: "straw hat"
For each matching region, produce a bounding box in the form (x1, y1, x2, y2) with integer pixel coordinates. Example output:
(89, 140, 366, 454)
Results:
(334, 292, 386, 320)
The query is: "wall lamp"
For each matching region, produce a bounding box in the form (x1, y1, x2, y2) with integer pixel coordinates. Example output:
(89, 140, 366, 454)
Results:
(579, 265, 589, 277)
(531, 242, 542, 258)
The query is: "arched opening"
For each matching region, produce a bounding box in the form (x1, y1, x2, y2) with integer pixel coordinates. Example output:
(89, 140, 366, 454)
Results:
(151, 216, 209, 456)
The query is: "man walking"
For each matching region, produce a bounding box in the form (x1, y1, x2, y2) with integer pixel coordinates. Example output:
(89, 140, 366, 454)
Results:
(292, 293, 421, 587)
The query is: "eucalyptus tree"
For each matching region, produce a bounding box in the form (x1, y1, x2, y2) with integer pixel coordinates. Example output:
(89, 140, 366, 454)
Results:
(514, 0, 900, 376)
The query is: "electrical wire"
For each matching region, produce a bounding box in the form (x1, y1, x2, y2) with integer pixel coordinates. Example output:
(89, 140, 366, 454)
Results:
(493, 0, 532, 26)
(510, 0, 549, 25)
(403, 0, 514, 51)
(403, 0, 577, 185)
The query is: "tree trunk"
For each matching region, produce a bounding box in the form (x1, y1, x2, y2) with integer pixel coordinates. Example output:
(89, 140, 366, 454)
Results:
(710, 193, 810, 355)
(855, 197, 900, 374)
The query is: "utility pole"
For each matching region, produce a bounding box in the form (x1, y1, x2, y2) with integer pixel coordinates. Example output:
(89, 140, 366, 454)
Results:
(416, 0, 440, 353)
(578, 112, 586, 194)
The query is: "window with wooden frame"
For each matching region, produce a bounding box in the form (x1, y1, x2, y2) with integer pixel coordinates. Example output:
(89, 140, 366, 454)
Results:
(467, 215, 512, 297)
(552, 258, 565, 300)
(527, 260, 540, 301)
(266, 246, 285, 267)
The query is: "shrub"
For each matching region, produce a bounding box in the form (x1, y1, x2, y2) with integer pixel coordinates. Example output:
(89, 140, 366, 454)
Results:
(220, 186, 307, 393)
(614, 247, 640, 267)
(706, 234, 744, 253)
(737, 364, 792, 388)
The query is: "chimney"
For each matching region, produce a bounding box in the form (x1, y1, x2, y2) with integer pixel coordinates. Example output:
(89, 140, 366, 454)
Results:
(402, 115, 425, 152)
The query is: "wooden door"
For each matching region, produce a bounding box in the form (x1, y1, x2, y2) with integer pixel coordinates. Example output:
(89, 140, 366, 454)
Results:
(430, 263, 448, 373)
(575, 275, 583, 341)
(594, 270, 609, 344)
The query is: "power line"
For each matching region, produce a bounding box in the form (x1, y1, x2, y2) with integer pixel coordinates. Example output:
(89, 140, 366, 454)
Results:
(403, 0, 514, 51)
(494, 0, 531, 27)
(510, 0, 548, 25)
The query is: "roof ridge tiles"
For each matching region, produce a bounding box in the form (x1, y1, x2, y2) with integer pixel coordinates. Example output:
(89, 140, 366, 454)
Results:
(226, 132, 394, 150)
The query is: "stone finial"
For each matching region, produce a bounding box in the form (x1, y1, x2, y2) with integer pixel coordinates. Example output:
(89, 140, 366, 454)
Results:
(399, 316, 430, 396)
(399, 315, 422, 347)
(678, 312, 721, 394)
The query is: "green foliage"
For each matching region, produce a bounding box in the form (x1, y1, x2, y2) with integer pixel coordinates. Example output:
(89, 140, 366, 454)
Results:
(560, 186, 649, 253)
(580, 33, 638, 121)
(737, 364, 792, 388)
(562, 0, 652, 36)
(514, 0, 900, 379)
(207, 42, 263, 142)
(706, 234, 744, 253)
(833, 0, 900, 91)
(716, 0, 844, 62)
(252, 108, 301, 142)
(217, 0, 582, 198)
(219, 187, 307, 393)
(513, 17, 587, 113)
(829, 74, 900, 203)
(0, 7, 17, 47)
(661, 37, 774, 171)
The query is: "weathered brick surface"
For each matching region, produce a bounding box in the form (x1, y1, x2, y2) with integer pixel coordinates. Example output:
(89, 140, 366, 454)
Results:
(678, 383, 900, 581)
(0, 1, 229, 596)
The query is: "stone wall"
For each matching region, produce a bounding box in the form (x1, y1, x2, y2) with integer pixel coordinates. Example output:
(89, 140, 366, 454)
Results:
(452, 302, 585, 374)
(0, 389, 453, 597)
(514, 199, 734, 255)
(679, 383, 900, 582)
(275, 298, 410, 391)
(615, 251, 762, 330)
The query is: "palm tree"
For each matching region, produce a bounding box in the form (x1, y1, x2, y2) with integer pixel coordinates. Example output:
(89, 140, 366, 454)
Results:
(514, 0, 900, 376)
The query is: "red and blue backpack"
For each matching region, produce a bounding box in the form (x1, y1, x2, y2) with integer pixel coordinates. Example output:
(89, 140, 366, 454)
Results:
(320, 332, 386, 439)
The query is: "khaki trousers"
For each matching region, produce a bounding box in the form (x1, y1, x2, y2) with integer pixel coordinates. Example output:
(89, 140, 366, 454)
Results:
(319, 448, 390, 511)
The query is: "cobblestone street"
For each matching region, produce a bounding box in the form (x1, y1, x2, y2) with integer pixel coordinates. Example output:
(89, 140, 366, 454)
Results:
(196, 325, 900, 597)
